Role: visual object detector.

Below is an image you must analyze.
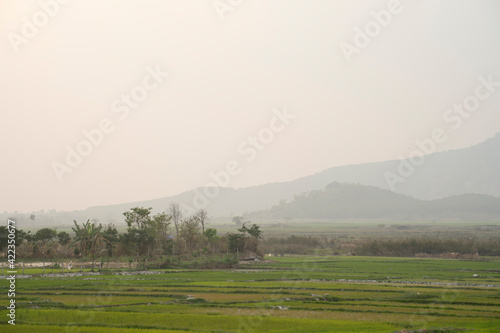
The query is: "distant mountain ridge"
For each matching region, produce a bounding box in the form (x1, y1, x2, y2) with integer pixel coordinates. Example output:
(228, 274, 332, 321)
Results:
(6, 134, 499, 226)
(79, 133, 499, 219)
(245, 182, 500, 219)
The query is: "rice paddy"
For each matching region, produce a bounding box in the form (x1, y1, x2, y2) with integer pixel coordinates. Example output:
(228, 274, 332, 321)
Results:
(1, 256, 499, 332)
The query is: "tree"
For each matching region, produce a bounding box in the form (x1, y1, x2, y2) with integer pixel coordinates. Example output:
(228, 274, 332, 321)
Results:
(194, 209, 208, 247)
(30, 214, 36, 227)
(227, 233, 245, 253)
(24, 231, 37, 254)
(120, 228, 148, 257)
(0, 226, 8, 252)
(72, 220, 89, 257)
(238, 223, 262, 239)
(237, 223, 262, 253)
(204, 228, 219, 254)
(35, 228, 57, 244)
(102, 224, 118, 257)
(204, 228, 218, 242)
(15, 229, 28, 244)
(194, 209, 208, 236)
(86, 222, 107, 270)
(124, 207, 152, 230)
(123, 208, 154, 257)
(168, 203, 183, 252)
(0, 227, 28, 251)
(232, 216, 244, 227)
(57, 231, 71, 246)
(122, 207, 171, 257)
(71, 220, 107, 261)
(151, 212, 171, 254)
(179, 216, 201, 254)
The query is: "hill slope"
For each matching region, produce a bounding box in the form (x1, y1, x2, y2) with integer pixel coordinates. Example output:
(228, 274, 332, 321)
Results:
(246, 182, 500, 219)
(81, 133, 500, 218)
(6, 134, 499, 226)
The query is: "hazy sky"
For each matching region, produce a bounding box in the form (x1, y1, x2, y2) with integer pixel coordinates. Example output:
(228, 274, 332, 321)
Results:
(2, 0, 500, 213)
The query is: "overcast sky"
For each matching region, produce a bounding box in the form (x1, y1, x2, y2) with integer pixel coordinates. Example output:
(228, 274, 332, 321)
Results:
(1, 0, 500, 213)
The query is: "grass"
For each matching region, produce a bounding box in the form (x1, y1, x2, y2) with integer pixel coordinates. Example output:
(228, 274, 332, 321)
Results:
(1, 256, 499, 332)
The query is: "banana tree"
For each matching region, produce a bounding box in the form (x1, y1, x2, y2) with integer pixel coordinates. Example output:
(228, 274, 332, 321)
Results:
(72, 220, 108, 270)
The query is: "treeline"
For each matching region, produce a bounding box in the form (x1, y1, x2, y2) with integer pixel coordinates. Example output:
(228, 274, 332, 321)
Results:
(0, 204, 263, 264)
(356, 237, 500, 257)
(260, 235, 500, 257)
(0, 226, 72, 257)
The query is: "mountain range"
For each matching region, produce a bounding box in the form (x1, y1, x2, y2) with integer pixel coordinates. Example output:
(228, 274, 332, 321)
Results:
(82, 133, 500, 220)
(5, 133, 500, 226)
(246, 182, 500, 219)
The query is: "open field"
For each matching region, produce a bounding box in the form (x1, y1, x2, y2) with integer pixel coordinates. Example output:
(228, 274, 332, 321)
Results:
(1, 256, 500, 332)
(248, 219, 500, 239)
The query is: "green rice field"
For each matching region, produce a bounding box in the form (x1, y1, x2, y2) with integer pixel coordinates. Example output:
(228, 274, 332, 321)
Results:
(1, 256, 499, 332)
